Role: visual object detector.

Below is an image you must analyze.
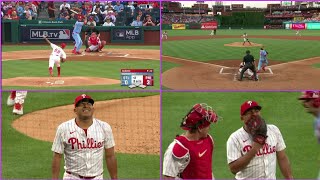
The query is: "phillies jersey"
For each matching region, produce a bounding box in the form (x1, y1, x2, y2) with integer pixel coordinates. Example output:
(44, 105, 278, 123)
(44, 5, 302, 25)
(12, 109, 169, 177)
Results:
(52, 118, 115, 177)
(227, 124, 286, 179)
(89, 36, 100, 46)
(163, 135, 214, 179)
(50, 43, 66, 59)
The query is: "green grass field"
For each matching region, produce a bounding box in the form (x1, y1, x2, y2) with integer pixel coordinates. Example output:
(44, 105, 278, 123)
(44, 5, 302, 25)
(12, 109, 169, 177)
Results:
(313, 63, 320, 68)
(3, 45, 160, 90)
(2, 92, 160, 179)
(162, 92, 319, 179)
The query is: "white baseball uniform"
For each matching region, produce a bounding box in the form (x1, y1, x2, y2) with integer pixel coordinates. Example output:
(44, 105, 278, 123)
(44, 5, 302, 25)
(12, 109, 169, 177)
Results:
(52, 118, 115, 179)
(227, 124, 286, 179)
(239, 63, 254, 78)
(49, 43, 66, 68)
(243, 34, 248, 42)
(14, 91, 28, 104)
(162, 32, 168, 40)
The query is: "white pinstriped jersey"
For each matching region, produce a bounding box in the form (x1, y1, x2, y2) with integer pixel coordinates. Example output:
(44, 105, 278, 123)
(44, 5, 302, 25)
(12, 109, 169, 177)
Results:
(227, 124, 286, 179)
(50, 43, 66, 59)
(52, 118, 115, 177)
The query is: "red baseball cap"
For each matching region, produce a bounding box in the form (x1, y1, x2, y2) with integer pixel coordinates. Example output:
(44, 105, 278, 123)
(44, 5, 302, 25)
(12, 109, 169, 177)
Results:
(74, 94, 94, 107)
(298, 91, 320, 100)
(60, 43, 66, 49)
(240, 100, 262, 115)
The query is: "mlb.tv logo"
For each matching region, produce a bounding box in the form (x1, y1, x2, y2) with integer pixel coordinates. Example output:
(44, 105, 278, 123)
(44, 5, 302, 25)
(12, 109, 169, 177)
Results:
(30, 29, 70, 39)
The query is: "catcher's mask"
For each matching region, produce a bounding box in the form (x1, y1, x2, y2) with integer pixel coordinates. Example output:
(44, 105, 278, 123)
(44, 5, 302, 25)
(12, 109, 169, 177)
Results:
(180, 103, 218, 131)
(74, 94, 94, 107)
(298, 91, 320, 108)
(241, 100, 262, 115)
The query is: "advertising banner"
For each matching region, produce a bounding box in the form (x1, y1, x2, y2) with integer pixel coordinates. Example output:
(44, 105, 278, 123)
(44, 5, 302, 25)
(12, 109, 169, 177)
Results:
(111, 27, 143, 43)
(172, 24, 186, 30)
(201, 21, 218, 30)
(292, 23, 306, 30)
(20, 26, 74, 42)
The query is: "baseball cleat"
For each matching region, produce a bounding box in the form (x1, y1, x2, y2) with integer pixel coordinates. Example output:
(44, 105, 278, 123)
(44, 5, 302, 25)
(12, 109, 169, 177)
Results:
(13, 103, 23, 115)
(75, 51, 82, 55)
(7, 96, 15, 106)
(262, 66, 266, 71)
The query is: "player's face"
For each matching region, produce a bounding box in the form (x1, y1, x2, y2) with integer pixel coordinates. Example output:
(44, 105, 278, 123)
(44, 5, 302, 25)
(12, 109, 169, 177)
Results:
(198, 125, 210, 137)
(241, 108, 261, 123)
(74, 100, 94, 120)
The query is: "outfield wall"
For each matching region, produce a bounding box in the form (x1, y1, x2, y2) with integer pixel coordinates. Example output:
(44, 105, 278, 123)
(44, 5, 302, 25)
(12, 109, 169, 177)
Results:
(2, 20, 160, 45)
(283, 22, 320, 30)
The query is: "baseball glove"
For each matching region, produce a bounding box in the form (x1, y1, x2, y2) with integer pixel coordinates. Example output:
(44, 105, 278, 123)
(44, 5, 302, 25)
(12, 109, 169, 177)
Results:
(246, 115, 268, 145)
(61, 57, 66, 63)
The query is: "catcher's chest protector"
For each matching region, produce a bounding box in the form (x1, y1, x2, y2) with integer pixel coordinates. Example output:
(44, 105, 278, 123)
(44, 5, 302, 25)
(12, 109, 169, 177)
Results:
(176, 135, 213, 179)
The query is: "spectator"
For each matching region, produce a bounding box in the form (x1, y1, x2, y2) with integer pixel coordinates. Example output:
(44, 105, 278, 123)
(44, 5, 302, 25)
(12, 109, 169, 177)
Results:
(48, 1, 57, 20)
(113, 1, 124, 13)
(127, 1, 135, 15)
(60, 1, 71, 11)
(131, 15, 142, 26)
(102, 17, 115, 26)
(143, 15, 155, 26)
(16, 2, 24, 17)
(87, 16, 96, 26)
(11, 11, 19, 20)
(103, 8, 116, 22)
(56, 13, 66, 21)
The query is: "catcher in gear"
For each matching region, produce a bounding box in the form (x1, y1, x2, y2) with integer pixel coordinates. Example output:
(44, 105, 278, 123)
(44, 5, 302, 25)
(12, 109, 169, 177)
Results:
(226, 100, 293, 179)
(162, 103, 219, 179)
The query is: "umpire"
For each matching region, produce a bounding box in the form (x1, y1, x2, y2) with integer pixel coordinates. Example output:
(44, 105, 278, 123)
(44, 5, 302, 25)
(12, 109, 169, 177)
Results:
(239, 50, 258, 81)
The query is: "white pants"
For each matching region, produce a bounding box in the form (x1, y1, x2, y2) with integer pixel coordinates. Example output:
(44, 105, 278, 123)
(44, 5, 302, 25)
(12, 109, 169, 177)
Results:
(63, 172, 103, 180)
(49, 55, 61, 68)
(239, 67, 253, 77)
(162, 34, 168, 39)
(15, 91, 27, 104)
(89, 45, 99, 51)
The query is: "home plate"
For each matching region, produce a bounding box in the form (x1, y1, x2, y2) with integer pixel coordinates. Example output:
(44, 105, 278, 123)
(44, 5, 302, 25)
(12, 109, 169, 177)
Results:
(54, 80, 65, 84)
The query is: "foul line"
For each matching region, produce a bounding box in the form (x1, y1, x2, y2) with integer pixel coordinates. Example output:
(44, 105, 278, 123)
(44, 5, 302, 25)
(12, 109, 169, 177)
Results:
(268, 57, 320, 68)
(163, 56, 229, 68)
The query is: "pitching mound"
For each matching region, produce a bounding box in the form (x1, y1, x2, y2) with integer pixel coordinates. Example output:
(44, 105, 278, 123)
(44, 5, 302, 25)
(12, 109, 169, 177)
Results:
(2, 76, 120, 87)
(12, 95, 160, 155)
(224, 42, 263, 47)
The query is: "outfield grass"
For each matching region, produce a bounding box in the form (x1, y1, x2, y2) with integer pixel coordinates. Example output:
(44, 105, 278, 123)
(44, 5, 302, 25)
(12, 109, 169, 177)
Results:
(162, 61, 181, 73)
(2, 45, 159, 52)
(162, 92, 319, 179)
(2, 92, 160, 179)
(2, 60, 160, 90)
(163, 38, 320, 62)
(165, 29, 320, 37)
(313, 63, 320, 68)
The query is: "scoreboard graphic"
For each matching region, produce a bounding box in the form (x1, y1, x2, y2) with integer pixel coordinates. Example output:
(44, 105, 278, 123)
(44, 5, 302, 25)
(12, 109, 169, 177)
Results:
(121, 69, 154, 88)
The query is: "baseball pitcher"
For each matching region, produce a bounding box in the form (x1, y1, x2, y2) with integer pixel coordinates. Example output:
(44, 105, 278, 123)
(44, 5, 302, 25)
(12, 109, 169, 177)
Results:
(227, 100, 293, 179)
(163, 103, 219, 179)
(43, 36, 66, 77)
(242, 33, 252, 46)
(72, 15, 87, 54)
(52, 94, 117, 179)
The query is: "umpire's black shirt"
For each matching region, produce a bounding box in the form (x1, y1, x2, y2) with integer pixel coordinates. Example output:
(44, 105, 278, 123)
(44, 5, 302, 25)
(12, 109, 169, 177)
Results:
(243, 54, 255, 65)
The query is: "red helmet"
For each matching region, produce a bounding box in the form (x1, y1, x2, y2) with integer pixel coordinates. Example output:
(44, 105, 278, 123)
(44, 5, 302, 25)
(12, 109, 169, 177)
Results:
(180, 103, 218, 130)
(60, 43, 66, 49)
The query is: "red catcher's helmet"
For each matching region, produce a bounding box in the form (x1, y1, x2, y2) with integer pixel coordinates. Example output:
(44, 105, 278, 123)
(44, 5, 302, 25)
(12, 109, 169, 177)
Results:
(180, 103, 218, 130)
(60, 43, 66, 49)
(298, 91, 320, 108)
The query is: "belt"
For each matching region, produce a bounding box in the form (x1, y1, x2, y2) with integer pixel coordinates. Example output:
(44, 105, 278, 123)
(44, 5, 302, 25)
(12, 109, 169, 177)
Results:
(66, 171, 98, 179)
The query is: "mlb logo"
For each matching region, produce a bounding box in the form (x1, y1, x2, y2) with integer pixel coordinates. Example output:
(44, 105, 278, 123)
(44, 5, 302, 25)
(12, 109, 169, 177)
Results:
(59, 30, 70, 39)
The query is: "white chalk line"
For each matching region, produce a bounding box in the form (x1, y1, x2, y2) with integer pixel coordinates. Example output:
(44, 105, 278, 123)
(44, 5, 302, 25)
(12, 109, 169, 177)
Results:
(268, 56, 320, 68)
(219, 67, 274, 75)
(163, 56, 229, 68)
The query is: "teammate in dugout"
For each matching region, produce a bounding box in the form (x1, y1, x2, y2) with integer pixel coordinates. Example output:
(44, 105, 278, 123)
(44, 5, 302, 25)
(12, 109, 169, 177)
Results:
(43, 36, 67, 77)
(298, 91, 320, 179)
(85, 32, 106, 52)
(163, 103, 219, 179)
(238, 50, 258, 81)
(52, 94, 117, 179)
(227, 100, 293, 179)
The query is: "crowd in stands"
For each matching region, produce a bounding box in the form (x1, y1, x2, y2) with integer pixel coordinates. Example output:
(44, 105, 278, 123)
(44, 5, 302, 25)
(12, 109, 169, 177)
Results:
(162, 13, 216, 24)
(1, 1, 160, 27)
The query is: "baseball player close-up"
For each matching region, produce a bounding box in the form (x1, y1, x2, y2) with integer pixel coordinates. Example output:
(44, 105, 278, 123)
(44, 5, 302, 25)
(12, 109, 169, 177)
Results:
(43, 36, 67, 77)
(242, 33, 252, 46)
(72, 15, 87, 55)
(238, 50, 258, 81)
(226, 100, 293, 179)
(7, 91, 28, 115)
(162, 103, 219, 179)
(85, 32, 106, 52)
(298, 91, 320, 178)
(258, 46, 269, 72)
(51, 94, 117, 179)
